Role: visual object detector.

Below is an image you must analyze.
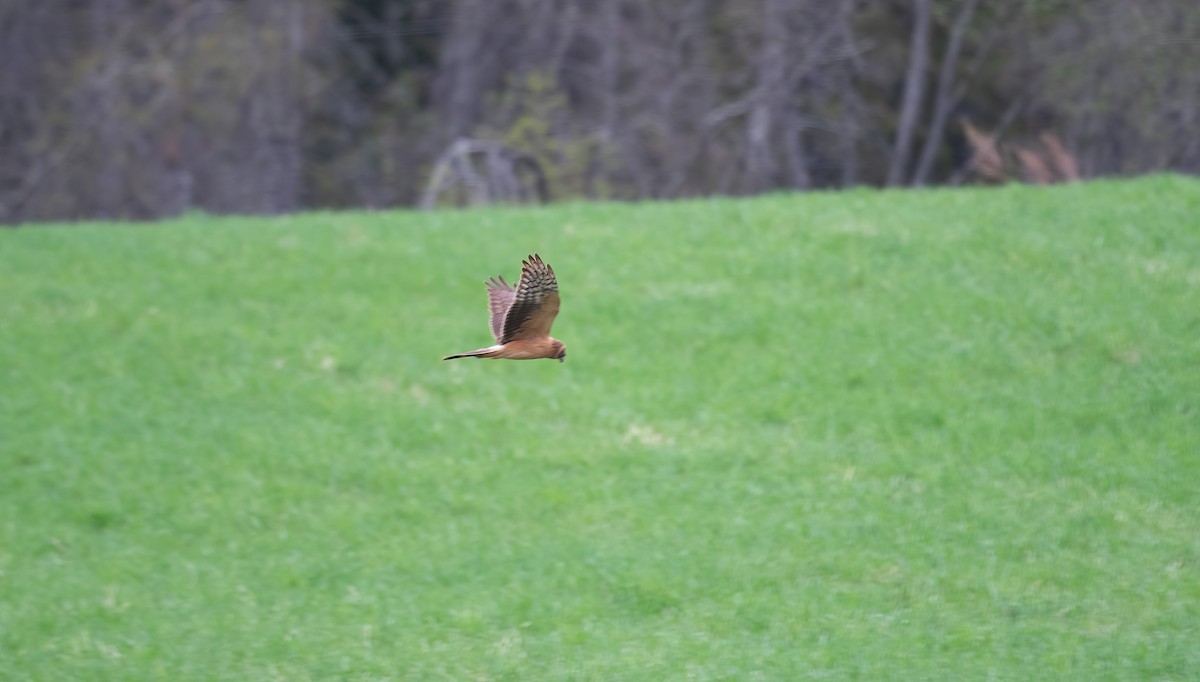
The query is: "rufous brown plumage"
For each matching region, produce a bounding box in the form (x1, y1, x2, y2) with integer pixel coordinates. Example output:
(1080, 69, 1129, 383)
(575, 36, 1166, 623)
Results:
(443, 254, 567, 363)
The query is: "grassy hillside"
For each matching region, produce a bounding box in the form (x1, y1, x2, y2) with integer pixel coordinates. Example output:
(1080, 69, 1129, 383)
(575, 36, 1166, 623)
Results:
(2, 176, 1198, 680)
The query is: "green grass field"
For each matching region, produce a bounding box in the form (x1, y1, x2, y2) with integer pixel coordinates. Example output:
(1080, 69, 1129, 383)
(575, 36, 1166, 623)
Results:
(2, 176, 1199, 680)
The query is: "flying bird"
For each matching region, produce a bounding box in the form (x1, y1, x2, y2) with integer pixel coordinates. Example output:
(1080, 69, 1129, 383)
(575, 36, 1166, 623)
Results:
(443, 254, 568, 362)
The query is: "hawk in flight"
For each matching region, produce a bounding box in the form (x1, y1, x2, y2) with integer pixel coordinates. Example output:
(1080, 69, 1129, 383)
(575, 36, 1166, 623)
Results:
(443, 254, 567, 362)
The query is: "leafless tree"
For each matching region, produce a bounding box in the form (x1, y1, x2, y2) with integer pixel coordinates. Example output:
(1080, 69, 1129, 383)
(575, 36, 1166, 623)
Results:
(911, 0, 981, 186)
(887, 0, 931, 186)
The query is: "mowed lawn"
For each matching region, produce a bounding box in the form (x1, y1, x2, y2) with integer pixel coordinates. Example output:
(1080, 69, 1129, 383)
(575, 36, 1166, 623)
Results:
(2, 176, 1198, 680)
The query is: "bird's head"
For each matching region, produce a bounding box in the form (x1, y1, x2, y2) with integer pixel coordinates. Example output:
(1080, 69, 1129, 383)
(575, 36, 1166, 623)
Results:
(551, 339, 567, 363)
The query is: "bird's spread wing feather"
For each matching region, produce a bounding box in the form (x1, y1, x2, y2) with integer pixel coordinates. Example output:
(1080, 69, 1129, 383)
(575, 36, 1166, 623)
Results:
(501, 254, 560, 343)
(485, 275, 515, 342)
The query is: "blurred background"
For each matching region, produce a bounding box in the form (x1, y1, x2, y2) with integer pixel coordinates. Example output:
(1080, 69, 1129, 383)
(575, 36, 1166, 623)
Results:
(2, 0, 1197, 224)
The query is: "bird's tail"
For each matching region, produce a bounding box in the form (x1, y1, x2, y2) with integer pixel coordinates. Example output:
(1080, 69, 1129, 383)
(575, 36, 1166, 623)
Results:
(442, 346, 500, 361)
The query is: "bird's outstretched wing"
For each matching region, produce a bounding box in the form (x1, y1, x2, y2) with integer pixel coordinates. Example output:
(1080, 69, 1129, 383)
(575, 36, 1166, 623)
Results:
(501, 254, 560, 343)
(485, 275, 515, 342)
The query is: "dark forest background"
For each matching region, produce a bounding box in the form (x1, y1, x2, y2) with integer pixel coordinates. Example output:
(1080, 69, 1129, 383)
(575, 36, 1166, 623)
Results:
(2, 0, 1197, 224)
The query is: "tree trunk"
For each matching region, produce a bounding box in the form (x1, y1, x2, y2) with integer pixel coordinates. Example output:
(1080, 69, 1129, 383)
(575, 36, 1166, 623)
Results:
(887, 0, 931, 187)
(743, 0, 788, 192)
(912, 0, 980, 186)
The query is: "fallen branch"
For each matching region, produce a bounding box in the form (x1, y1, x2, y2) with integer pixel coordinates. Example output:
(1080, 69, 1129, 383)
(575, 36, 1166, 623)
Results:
(420, 139, 549, 210)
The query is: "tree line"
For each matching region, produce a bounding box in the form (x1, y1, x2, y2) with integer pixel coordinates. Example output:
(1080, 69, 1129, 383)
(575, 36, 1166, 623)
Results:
(1, 0, 1196, 224)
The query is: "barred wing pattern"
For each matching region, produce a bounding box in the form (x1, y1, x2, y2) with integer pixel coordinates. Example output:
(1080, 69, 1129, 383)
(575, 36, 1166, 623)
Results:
(485, 275, 515, 342)
(500, 254, 560, 343)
